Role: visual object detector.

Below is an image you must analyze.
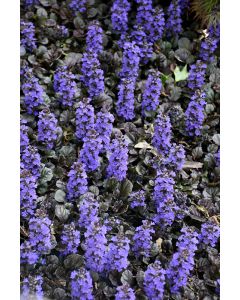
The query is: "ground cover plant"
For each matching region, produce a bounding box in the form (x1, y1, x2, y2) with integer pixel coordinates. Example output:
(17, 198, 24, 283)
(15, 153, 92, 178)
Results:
(20, 0, 220, 299)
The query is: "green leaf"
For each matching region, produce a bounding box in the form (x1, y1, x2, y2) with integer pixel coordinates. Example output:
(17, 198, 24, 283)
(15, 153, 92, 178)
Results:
(54, 190, 66, 203)
(39, 166, 53, 184)
(120, 179, 133, 199)
(174, 65, 189, 82)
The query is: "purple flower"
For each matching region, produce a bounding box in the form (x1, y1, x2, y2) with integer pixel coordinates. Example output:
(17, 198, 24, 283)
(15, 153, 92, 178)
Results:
(20, 20, 37, 52)
(20, 240, 39, 265)
(107, 232, 130, 272)
(37, 108, 59, 150)
(115, 284, 135, 300)
(153, 166, 177, 227)
(129, 190, 146, 209)
(79, 130, 102, 172)
(53, 66, 77, 107)
(130, 25, 153, 64)
(69, 0, 87, 14)
(61, 222, 81, 255)
(152, 111, 172, 156)
(199, 25, 219, 62)
(84, 220, 107, 273)
(22, 275, 43, 300)
(78, 193, 99, 229)
(167, 226, 199, 294)
(70, 268, 94, 300)
(80, 50, 104, 98)
(120, 41, 140, 81)
(166, 143, 185, 171)
(149, 7, 165, 43)
(135, 0, 153, 34)
(95, 107, 114, 152)
(111, 0, 131, 32)
(116, 78, 135, 120)
(67, 161, 88, 201)
(132, 220, 155, 258)
(24, 0, 39, 7)
(185, 90, 206, 136)
(215, 150, 220, 167)
(107, 132, 129, 181)
(199, 219, 220, 247)
(21, 67, 44, 115)
(166, 0, 182, 37)
(179, 0, 189, 11)
(75, 98, 95, 141)
(144, 261, 166, 300)
(28, 215, 53, 254)
(21, 145, 41, 179)
(86, 21, 103, 54)
(142, 70, 162, 114)
(188, 60, 207, 90)
(20, 169, 37, 219)
(20, 119, 29, 152)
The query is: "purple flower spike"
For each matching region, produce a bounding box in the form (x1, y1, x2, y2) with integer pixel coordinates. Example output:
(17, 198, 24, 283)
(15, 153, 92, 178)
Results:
(132, 220, 155, 258)
(61, 222, 80, 255)
(167, 226, 199, 294)
(67, 161, 88, 201)
(70, 268, 94, 300)
(115, 284, 135, 300)
(142, 70, 162, 114)
(84, 220, 107, 273)
(111, 0, 131, 33)
(79, 129, 102, 172)
(185, 90, 206, 136)
(53, 66, 77, 107)
(116, 78, 136, 120)
(75, 98, 95, 141)
(37, 108, 59, 150)
(144, 261, 166, 300)
(107, 132, 129, 181)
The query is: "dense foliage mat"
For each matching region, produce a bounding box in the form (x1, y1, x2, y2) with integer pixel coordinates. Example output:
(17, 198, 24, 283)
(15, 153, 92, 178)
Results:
(20, 0, 220, 299)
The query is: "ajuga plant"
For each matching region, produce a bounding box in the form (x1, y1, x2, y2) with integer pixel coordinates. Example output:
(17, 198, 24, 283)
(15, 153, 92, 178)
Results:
(111, 0, 131, 33)
(115, 284, 136, 300)
(79, 129, 102, 172)
(132, 220, 155, 258)
(185, 90, 206, 136)
(21, 275, 43, 299)
(130, 25, 153, 64)
(116, 78, 136, 120)
(80, 50, 104, 98)
(84, 219, 107, 273)
(129, 190, 146, 209)
(95, 107, 114, 152)
(120, 41, 140, 81)
(188, 60, 207, 91)
(20, 169, 37, 219)
(20, 119, 29, 152)
(60, 222, 80, 255)
(190, 0, 220, 27)
(68, 0, 87, 14)
(66, 161, 88, 201)
(21, 145, 41, 179)
(21, 67, 44, 115)
(135, 0, 153, 34)
(78, 193, 99, 229)
(149, 7, 165, 43)
(106, 132, 129, 181)
(53, 66, 77, 107)
(37, 108, 59, 150)
(75, 98, 95, 141)
(86, 21, 103, 55)
(167, 226, 199, 294)
(141, 70, 162, 115)
(107, 230, 130, 272)
(20, 20, 37, 52)
(166, 0, 182, 38)
(199, 219, 220, 247)
(144, 261, 166, 300)
(70, 268, 94, 300)
(24, 0, 39, 7)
